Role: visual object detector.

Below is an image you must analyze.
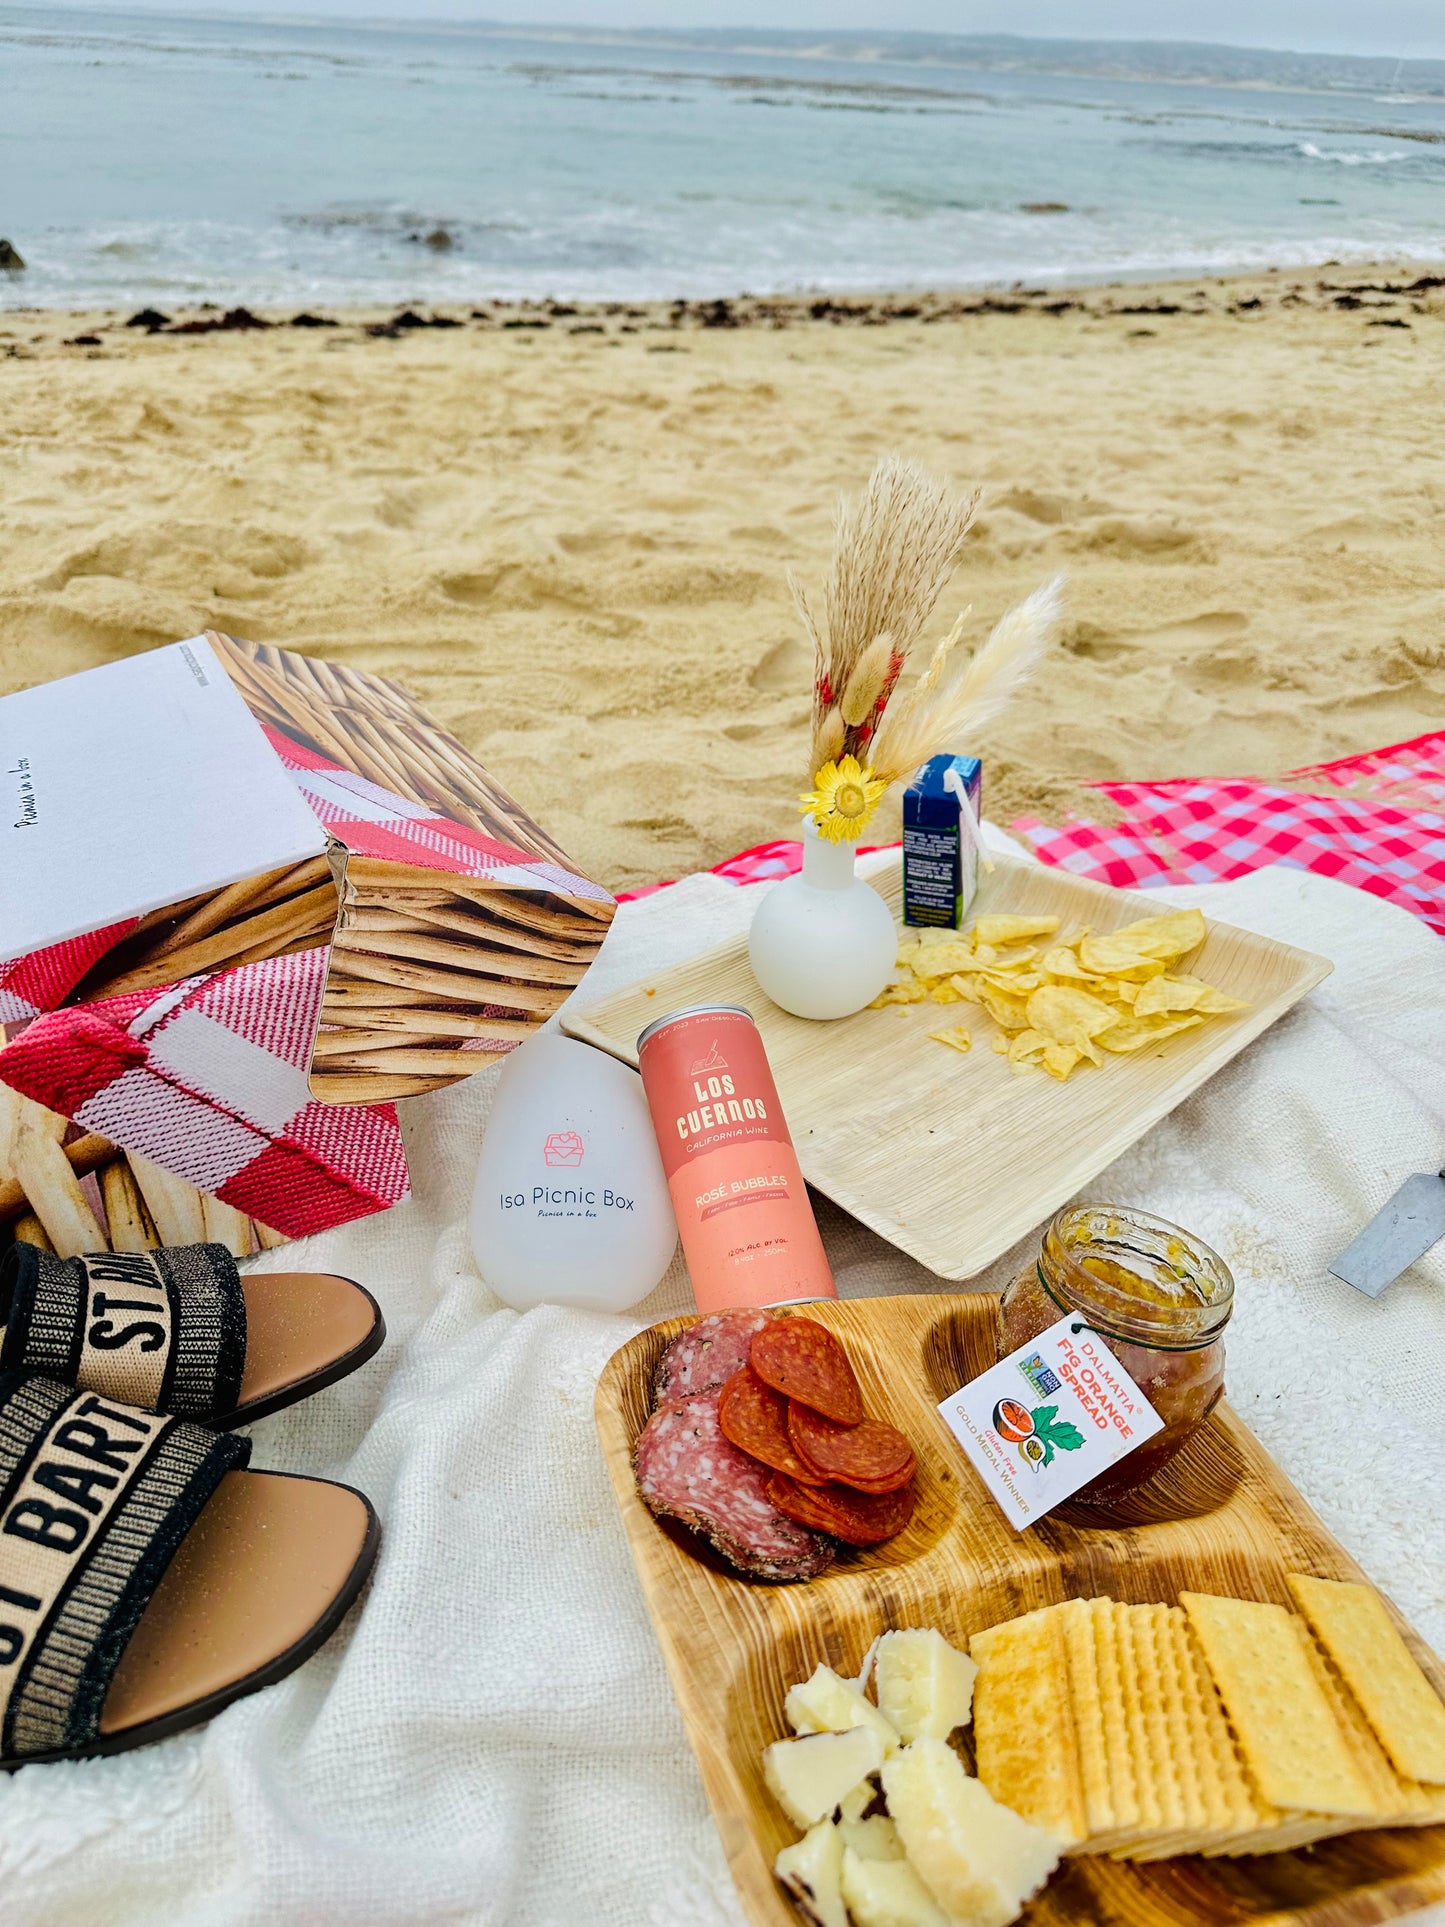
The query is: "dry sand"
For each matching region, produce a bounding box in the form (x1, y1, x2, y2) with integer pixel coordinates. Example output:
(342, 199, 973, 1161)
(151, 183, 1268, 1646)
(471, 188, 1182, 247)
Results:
(2, 267, 1442, 893)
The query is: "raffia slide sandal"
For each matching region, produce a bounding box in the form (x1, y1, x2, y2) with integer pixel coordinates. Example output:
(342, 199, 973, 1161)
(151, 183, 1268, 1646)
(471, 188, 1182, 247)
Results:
(0, 1241, 384, 1426)
(0, 1374, 377, 1767)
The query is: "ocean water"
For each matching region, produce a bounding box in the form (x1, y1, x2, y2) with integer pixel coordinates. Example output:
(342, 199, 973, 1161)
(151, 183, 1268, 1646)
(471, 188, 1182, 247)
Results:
(3, 7, 1445, 311)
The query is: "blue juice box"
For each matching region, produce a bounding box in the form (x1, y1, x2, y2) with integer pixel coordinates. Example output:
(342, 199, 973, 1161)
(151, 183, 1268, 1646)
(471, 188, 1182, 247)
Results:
(902, 754, 983, 929)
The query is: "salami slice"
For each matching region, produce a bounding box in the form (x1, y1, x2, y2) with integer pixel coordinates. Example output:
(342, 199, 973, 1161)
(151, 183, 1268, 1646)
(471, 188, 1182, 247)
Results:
(787, 1402, 916, 1494)
(718, 1367, 829, 1486)
(634, 1391, 833, 1583)
(652, 1309, 772, 1407)
(765, 1471, 917, 1548)
(749, 1318, 864, 1426)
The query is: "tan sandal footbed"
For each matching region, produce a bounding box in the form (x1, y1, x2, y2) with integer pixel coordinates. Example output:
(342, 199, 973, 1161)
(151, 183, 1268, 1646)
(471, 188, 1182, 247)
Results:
(3, 1469, 379, 1765)
(221, 1272, 385, 1427)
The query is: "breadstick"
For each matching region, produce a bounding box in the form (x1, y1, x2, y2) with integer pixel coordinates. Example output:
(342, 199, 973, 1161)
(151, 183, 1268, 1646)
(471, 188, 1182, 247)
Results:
(0, 1131, 118, 1224)
(201, 1190, 254, 1258)
(312, 1046, 513, 1076)
(12, 1213, 53, 1251)
(146, 868, 289, 960)
(348, 900, 589, 963)
(320, 982, 448, 1010)
(309, 1070, 461, 1102)
(0, 1087, 109, 1257)
(322, 949, 570, 1014)
(252, 1218, 291, 1251)
(240, 853, 333, 914)
(321, 1006, 538, 1041)
(332, 926, 589, 987)
(100, 1158, 160, 1251)
(127, 1153, 206, 1246)
(82, 883, 338, 1000)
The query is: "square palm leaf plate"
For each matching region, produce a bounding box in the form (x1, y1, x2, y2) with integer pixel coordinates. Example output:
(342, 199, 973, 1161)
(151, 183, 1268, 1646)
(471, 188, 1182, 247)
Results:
(562, 852, 1333, 1280)
(595, 1294, 1445, 1927)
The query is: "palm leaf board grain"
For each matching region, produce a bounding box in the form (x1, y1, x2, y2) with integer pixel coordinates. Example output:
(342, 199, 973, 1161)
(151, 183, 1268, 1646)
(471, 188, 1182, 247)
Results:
(595, 1294, 1445, 1927)
(563, 853, 1332, 1281)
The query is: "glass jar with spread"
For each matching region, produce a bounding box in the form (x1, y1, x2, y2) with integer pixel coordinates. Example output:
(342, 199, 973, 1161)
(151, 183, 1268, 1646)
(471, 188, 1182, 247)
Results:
(999, 1203, 1233, 1506)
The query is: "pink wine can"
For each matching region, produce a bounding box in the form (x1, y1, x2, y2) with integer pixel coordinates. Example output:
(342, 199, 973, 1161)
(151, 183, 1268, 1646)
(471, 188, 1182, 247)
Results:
(637, 1004, 837, 1314)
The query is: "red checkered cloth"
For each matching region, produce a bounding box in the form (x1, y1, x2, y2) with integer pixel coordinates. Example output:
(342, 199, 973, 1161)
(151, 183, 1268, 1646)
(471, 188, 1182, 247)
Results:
(1013, 731, 1445, 937)
(618, 732, 1445, 939)
(0, 948, 408, 1238)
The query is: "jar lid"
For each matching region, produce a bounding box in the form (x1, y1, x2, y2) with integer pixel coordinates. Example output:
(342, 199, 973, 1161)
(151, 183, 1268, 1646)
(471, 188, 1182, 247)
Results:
(1038, 1203, 1234, 1352)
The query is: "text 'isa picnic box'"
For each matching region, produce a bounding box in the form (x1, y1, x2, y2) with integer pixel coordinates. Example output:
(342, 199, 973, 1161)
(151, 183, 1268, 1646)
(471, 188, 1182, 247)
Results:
(0, 634, 613, 1256)
(902, 753, 983, 929)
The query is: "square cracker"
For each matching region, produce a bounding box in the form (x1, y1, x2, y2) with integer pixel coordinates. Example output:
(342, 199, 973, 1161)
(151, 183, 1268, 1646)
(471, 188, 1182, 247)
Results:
(1288, 1573, 1445, 1786)
(972, 1606, 1088, 1846)
(1058, 1598, 1115, 1843)
(1181, 1592, 1381, 1819)
(1089, 1600, 1142, 1838)
(1295, 1617, 1435, 1829)
(1127, 1604, 1189, 1843)
(1111, 1603, 1162, 1836)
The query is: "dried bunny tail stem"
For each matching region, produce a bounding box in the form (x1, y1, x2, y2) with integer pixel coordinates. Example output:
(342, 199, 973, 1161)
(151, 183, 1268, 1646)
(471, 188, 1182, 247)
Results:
(839, 633, 896, 727)
(869, 573, 1064, 786)
(799, 458, 980, 775)
(825, 459, 980, 679)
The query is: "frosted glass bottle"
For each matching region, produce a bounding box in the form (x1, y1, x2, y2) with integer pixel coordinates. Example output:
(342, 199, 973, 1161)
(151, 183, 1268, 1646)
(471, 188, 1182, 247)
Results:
(748, 821, 896, 1020)
(470, 1032, 678, 1313)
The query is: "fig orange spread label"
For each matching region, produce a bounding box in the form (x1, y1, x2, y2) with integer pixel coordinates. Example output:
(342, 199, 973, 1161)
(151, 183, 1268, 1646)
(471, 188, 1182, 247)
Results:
(638, 1008, 836, 1313)
(936, 1312, 1162, 1530)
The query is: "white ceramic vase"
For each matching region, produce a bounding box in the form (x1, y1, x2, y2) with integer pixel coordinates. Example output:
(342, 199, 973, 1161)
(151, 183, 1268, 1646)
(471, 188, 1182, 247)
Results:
(748, 821, 897, 1020)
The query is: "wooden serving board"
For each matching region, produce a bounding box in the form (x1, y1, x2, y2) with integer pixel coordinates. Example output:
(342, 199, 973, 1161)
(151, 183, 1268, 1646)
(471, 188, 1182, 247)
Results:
(564, 853, 1332, 1281)
(596, 1294, 1445, 1927)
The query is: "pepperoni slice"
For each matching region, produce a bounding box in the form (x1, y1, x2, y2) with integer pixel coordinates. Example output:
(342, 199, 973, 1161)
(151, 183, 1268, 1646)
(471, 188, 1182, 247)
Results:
(718, 1367, 829, 1486)
(765, 1471, 917, 1548)
(787, 1402, 916, 1494)
(749, 1318, 864, 1425)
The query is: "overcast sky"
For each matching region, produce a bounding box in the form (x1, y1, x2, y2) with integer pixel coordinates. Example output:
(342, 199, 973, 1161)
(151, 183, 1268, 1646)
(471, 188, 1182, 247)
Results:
(68, 1, 1445, 61)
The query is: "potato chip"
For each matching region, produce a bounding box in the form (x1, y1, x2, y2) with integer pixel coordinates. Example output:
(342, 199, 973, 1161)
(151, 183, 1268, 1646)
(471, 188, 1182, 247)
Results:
(869, 979, 926, 1007)
(910, 943, 979, 983)
(928, 1025, 972, 1055)
(1041, 1044, 1082, 1080)
(1134, 973, 1250, 1019)
(1096, 1013, 1206, 1054)
(1006, 1028, 1051, 1064)
(1112, 909, 1207, 963)
(1041, 945, 1096, 982)
(888, 902, 1241, 1082)
(1076, 933, 1169, 981)
(978, 985, 1030, 1032)
(1027, 984, 1121, 1042)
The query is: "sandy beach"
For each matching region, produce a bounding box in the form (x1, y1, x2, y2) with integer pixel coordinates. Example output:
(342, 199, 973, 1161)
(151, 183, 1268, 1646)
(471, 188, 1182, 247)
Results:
(2, 264, 1442, 893)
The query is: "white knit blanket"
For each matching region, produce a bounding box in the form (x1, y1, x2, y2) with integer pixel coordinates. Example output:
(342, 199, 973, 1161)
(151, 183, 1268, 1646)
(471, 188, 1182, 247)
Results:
(4, 836, 1443, 1927)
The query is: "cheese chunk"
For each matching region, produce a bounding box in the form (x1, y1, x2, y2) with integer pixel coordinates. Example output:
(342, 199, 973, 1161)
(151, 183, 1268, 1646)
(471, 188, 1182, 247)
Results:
(881, 1738, 1060, 1927)
(764, 1728, 886, 1831)
(840, 1847, 950, 1927)
(775, 1819, 848, 1927)
(838, 1814, 905, 1862)
(874, 1630, 978, 1744)
(787, 1664, 902, 1756)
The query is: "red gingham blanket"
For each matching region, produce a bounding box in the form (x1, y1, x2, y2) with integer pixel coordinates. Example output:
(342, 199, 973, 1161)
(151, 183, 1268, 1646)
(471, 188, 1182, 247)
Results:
(619, 731, 1445, 938)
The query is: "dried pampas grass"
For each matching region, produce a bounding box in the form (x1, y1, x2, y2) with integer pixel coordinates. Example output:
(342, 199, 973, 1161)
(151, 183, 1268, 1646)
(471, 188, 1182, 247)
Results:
(793, 458, 981, 776)
(870, 575, 1064, 787)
